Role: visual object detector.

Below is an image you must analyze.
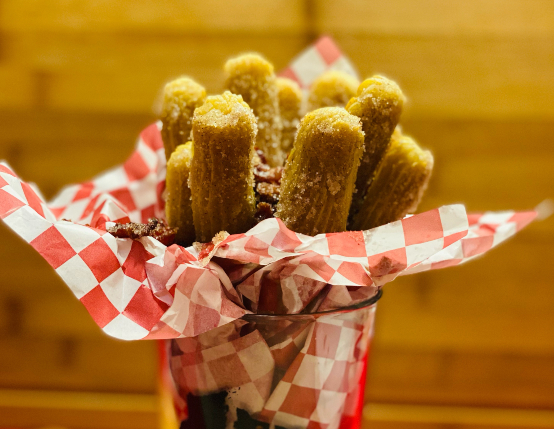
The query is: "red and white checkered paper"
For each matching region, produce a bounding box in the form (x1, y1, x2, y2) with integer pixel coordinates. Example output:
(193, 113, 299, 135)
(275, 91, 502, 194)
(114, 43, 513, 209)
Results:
(0, 36, 539, 428)
(169, 303, 376, 428)
(0, 152, 536, 340)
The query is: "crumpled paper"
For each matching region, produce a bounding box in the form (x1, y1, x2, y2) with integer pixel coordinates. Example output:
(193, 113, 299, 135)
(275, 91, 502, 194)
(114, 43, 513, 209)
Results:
(0, 36, 539, 429)
(0, 149, 536, 340)
(0, 36, 537, 341)
(170, 304, 376, 428)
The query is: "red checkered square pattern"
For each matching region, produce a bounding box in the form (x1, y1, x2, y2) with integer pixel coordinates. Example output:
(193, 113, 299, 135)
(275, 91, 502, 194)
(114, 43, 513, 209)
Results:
(170, 326, 274, 413)
(279, 36, 359, 91)
(258, 309, 375, 429)
(0, 147, 539, 342)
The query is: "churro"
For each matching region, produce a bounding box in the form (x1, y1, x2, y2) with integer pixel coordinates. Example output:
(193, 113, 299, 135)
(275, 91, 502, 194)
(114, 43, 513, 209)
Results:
(307, 70, 359, 111)
(189, 91, 257, 242)
(165, 142, 195, 246)
(276, 77, 302, 154)
(224, 54, 283, 166)
(276, 107, 364, 236)
(347, 75, 405, 218)
(160, 77, 206, 162)
(349, 131, 434, 230)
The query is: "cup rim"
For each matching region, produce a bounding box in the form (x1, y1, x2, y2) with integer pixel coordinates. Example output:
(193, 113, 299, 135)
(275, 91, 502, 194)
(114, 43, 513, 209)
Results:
(241, 288, 382, 321)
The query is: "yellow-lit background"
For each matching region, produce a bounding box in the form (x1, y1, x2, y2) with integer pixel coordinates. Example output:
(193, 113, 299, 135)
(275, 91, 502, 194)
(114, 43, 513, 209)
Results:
(1, 1, 554, 428)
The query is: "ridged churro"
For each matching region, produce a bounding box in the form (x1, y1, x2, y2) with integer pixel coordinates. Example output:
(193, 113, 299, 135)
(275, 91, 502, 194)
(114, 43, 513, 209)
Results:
(165, 142, 195, 246)
(307, 70, 359, 111)
(224, 54, 284, 166)
(276, 77, 302, 154)
(347, 75, 405, 218)
(160, 77, 206, 162)
(276, 107, 364, 236)
(189, 91, 257, 242)
(349, 131, 433, 230)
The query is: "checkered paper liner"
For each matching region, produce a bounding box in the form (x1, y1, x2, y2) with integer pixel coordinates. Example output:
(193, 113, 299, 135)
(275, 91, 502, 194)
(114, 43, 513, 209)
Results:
(0, 36, 539, 428)
(0, 153, 536, 340)
(169, 304, 376, 428)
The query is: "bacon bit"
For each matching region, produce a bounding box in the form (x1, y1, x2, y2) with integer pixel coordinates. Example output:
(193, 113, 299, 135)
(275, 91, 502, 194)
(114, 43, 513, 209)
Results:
(255, 202, 274, 222)
(108, 218, 177, 246)
(252, 148, 283, 223)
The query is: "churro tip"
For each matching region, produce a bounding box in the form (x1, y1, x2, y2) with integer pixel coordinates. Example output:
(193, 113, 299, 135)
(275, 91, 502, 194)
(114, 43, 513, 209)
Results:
(224, 53, 274, 77)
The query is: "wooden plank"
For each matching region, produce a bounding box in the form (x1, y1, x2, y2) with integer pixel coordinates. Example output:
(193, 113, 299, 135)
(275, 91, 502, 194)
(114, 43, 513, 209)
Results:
(0, 0, 305, 34)
(335, 35, 554, 120)
(0, 334, 157, 392)
(317, 0, 554, 37)
(0, 389, 158, 429)
(19, 36, 304, 113)
(0, 67, 34, 109)
(4, 33, 305, 76)
(1, 112, 553, 209)
(6, 32, 554, 119)
(5, 31, 554, 120)
(400, 118, 554, 160)
(0, 110, 153, 199)
(363, 403, 554, 428)
(423, 155, 554, 213)
(366, 347, 554, 409)
(374, 241, 554, 353)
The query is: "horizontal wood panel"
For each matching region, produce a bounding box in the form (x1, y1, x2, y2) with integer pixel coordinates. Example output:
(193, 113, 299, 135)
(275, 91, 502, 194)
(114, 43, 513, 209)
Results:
(4, 35, 305, 113)
(401, 118, 554, 160)
(4, 33, 305, 75)
(363, 404, 554, 429)
(0, 67, 34, 109)
(0, 334, 157, 392)
(1, 113, 552, 216)
(375, 241, 554, 353)
(366, 346, 554, 409)
(3, 32, 554, 118)
(424, 155, 554, 215)
(338, 35, 554, 120)
(0, 0, 305, 34)
(317, 0, 554, 37)
(0, 389, 158, 429)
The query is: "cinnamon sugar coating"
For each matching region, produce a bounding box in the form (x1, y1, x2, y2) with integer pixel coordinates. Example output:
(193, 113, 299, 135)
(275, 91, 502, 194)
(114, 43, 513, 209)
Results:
(225, 54, 284, 166)
(161, 77, 206, 161)
(190, 91, 257, 243)
(346, 75, 405, 219)
(276, 107, 364, 236)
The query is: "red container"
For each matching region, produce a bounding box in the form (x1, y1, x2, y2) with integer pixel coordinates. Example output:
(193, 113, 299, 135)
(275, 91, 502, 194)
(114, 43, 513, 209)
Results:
(169, 290, 381, 429)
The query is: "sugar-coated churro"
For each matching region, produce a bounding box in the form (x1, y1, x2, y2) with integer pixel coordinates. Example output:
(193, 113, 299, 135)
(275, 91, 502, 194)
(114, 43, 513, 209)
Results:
(347, 75, 405, 218)
(349, 130, 433, 230)
(224, 54, 284, 166)
(190, 91, 257, 242)
(307, 70, 359, 111)
(161, 77, 206, 162)
(276, 77, 302, 154)
(276, 107, 364, 236)
(165, 142, 195, 246)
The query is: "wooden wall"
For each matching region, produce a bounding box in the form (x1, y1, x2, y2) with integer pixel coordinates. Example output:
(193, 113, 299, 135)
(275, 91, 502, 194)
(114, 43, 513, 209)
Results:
(0, 1, 553, 427)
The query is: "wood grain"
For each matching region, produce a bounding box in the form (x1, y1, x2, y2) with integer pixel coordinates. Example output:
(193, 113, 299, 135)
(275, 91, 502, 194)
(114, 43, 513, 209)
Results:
(363, 403, 554, 428)
(0, 389, 158, 429)
(0, 0, 306, 34)
(0, 0, 553, 426)
(316, 0, 554, 37)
